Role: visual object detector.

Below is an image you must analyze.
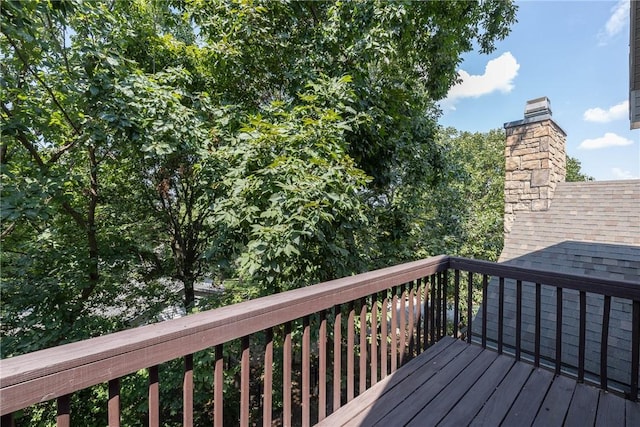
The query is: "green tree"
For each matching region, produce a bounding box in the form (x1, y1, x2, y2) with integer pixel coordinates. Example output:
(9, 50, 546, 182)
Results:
(1, 1, 520, 423)
(1, 0, 519, 351)
(430, 128, 505, 261)
(214, 76, 370, 294)
(566, 155, 594, 182)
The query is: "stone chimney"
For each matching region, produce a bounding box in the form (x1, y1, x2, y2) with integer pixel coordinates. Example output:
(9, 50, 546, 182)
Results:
(503, 97, 566, 235)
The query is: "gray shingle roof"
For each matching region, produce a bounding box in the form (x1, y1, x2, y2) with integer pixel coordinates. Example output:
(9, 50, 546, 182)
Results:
(501, 180, 640, 263)
(473, 180, 640, 388)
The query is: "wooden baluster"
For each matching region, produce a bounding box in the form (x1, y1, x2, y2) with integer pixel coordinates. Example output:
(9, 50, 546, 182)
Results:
(442, 271, 448, 338)
(498, 277, 504, 354)
(381, 291, 389, 378)
(108, 378, 120, 427)
(184, 354, 193, 427)
(408, 282, 415, 358)
(302, 317, 311, 427)
(214, 345, 223, 427)
(578, 291, 586, 382)
(435, 274, 441, 343)
(467, 272, 473, 344)
(481, 274, 488, 349)
(240, 337, 250, 427)
(347, 302, 355, 402)
(399, 283, 407, 365)
(264, 328, 274, 426)
(516, 280, 523, 361)
(631, 300, 640, 401)
(601, 295, 611, 390)
(333, 306, 342, 411)
(318, 311, 327, 421)
(453, 270, 460, 339)
(370, 293, 378, 386)
(535, 283, 541, 367)
(284, 323, 292, 426)
(359, 297, 367, 395)
(391, 287, 398, 373)
(56, 394, 71, 427)
(149, 365, 159, 427)
(430, 275, 436, 346)
(415, 278, 423, 354)
(0, 414, 13, 427)
(555, 288, 563, 375)
(423, 277, 430, 350)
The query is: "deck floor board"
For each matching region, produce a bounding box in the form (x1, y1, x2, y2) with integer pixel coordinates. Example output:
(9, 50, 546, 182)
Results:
(437, 354, 515, 427)
(319, 337, 634, 427)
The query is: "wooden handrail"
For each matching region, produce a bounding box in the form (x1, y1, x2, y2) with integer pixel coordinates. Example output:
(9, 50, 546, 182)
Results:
(449, 257, 640, 300)
(2, 254, 638, 421)
(0, 255, 449, 415)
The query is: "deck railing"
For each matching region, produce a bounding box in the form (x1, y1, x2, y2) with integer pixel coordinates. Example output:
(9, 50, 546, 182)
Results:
(1, 255, 638, 426)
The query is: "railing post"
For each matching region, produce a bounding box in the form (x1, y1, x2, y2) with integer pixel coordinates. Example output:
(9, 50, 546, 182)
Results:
(283, 323, 292, 427)
(264, 328, 274, 425)
(408, 282, 416, 358)
(0, 414, 13, 427)
(631, 300, 640, 401)
(516, 280, 522, 361)
(347, 301, 355, 401)
(108, 378, 120, 427)
(57, 394, 71, 427)
(498, 277, 504, 354)
(453, 270, 460, 338)
(333, 305, 342, 412)
(435, 275, 441, 342)
(149, 365, 159, 427)
(601, 296, 611, 390)
(184, 354, 193, 427)
(555, 288, 563, 375)
(370, 293, 378, 386)
(466, 272, 473, 344)
(442, 271, 448, 338)
(381, 291, 389, 378)
(318, 313, 327, 421)
(391, 287, 398, 372)
(302, 317, 311, 427)
(578, 291, 586, 383)
(535, 283, 541, 367)
(214, 345, 223, 427)
(240, 337, 250, 427)
(399, 283, 407, 365)
(415, 278, 423, 353)
(481, 275, 488, 349)
(430, 276, 436, 346)
(359, 297, 368, 394)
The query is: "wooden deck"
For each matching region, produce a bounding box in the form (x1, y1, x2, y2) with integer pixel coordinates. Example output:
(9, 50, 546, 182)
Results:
(318, 337, 640, 427)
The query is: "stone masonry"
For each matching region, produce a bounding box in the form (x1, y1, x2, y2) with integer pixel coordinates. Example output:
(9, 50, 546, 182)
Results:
(503, 97, 566, 235)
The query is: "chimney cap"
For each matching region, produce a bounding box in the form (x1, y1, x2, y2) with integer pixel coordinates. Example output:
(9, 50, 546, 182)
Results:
(504, 96, 564, 135)
(524, 96, 552, 118)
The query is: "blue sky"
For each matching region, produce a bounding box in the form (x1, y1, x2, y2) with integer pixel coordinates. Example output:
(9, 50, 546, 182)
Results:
(439, 0, 639, 181)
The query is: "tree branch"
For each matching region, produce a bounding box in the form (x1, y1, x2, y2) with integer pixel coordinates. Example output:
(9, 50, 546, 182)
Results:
(3, 32, 82, 135)
(2, 103, 46, 169)
(1, 222, 17, 239)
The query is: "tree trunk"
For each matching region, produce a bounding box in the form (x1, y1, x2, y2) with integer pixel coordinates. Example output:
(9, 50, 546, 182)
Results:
(82, 146, 100, 300)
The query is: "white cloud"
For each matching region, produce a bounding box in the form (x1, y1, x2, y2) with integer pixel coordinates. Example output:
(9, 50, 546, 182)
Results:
(578, 132, 634, 150)
(598, 0, 629, 44)
(583, 100, 628, 123)
(611, 167, 639, 180)
(442, 52, 520, 109)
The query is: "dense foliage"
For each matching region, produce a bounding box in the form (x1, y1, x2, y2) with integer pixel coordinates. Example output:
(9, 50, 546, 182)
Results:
(1, 0, 518, 350)
(566, 155, 594, 182)
(0, 0, 529, 424)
